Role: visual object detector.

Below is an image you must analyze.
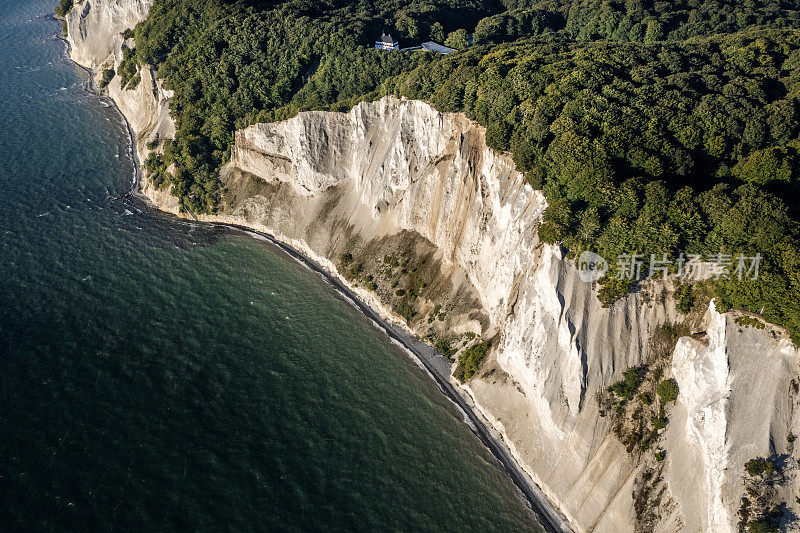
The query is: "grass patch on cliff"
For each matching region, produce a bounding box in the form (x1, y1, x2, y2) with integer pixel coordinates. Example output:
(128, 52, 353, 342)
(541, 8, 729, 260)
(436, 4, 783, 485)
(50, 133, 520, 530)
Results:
(736, 315, 767, 330)
(650, 323, 690, 360)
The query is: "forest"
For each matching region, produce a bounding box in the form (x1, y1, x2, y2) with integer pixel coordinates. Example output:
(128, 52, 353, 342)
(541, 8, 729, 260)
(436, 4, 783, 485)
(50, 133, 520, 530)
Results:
(111, 0, 800, 341)
(386, 30, 800, 341)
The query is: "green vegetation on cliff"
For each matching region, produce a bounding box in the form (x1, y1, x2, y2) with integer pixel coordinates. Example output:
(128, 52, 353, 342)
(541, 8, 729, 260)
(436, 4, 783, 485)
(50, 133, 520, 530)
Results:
(115, 0, 800, 341)
(98, 67, 115, 89)
(739, 457, 785, 531)
(119, 0, 496, 212)
(55, 0, 72, 18)
(455, 341, 491, 382)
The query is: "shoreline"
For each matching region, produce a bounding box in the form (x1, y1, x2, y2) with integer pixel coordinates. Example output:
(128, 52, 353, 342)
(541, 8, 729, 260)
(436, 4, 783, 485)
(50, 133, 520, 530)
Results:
(194, 221, 575, 533)
(53, 16, 144, 194)
(59, 18, 572, 532)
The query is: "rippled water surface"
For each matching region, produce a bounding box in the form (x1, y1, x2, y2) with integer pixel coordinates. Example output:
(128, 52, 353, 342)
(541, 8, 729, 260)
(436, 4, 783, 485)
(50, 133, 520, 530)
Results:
(0, 1, 542, 530)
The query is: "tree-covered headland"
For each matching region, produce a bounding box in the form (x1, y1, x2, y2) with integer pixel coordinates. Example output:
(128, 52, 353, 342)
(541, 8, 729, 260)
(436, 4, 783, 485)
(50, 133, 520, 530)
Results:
(99, 0, 800, 341)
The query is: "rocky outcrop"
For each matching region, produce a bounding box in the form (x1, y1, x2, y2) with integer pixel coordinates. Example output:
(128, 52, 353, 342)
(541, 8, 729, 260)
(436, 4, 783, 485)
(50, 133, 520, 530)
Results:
(226, 98, 546, 336)
(65, 0, 153, 69)
(65, 0, 174, 192)
(665, 304, 800, 532)
(66, 1, 800, 531)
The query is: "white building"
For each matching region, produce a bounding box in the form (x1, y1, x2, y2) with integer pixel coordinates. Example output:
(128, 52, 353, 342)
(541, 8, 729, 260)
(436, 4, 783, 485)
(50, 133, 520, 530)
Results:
(375, 33, 399, 51)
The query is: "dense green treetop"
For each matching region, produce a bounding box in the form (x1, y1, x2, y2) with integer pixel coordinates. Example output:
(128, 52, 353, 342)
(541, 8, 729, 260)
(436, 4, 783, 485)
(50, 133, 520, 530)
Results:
(474, 0, 800, 44)
(55, 0, 72, 17)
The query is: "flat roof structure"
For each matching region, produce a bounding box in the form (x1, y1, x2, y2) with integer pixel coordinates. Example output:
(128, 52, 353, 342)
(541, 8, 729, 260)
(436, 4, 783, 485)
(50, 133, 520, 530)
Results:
(421, 41, 455, 54)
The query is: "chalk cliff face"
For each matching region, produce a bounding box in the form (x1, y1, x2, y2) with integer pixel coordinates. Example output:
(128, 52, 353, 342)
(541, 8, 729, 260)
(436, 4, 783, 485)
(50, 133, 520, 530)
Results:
(66, 2, 800, 531)
(65, 0, 175, 196)
(65, 0, 153, 69)
(665, 304, 800, 532)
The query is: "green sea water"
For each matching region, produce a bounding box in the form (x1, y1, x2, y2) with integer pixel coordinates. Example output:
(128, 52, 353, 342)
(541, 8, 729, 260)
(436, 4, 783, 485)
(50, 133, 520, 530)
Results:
(0, 1, 543, 530)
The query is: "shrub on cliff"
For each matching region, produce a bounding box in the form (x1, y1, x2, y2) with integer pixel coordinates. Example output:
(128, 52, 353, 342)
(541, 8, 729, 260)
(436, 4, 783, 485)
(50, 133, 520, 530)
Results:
(745, 458, 775, 478)
(747, 518, 779, 533)
(435, 339, 456, 360)
(455, 341, 491, 382)
(55, 0, 72, 17)
(117, 47, 139, 89)
(610, 367, 643, 401)
(145, 151, 170, 189)
(98, 68, 115, 89)
(656, 379, 679, 403)
(597, 276, 634, 307)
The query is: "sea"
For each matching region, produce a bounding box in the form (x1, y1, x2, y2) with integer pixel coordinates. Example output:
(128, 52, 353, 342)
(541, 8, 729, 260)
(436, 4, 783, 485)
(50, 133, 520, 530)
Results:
(0, 1, 543, 530)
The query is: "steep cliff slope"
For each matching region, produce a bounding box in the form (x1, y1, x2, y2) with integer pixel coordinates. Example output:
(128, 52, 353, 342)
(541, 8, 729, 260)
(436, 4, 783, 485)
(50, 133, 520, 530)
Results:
(66, 0, 152, 69)
(65, 1, 800, 531)
(65, 0, 173, 178)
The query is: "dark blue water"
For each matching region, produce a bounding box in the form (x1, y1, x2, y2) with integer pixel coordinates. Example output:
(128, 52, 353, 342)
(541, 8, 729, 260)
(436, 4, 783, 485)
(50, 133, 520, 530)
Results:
(0, 1, 541, 530)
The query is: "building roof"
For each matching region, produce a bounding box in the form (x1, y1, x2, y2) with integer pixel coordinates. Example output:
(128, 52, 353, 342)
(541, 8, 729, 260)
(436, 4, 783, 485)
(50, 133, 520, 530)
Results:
(378, 33, 398, 44)
(421, 41, 455, 54)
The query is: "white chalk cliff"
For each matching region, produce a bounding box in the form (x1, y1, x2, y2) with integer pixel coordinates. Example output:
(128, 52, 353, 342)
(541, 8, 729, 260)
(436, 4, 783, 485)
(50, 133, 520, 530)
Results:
(66, 1, 800, 531)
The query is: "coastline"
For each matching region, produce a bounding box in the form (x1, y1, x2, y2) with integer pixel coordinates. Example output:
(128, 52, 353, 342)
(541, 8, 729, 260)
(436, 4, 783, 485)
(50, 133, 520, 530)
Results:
(58, 18, 573, 532)
(199, 222, 575, 533)
(54, 15, 143, 194)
